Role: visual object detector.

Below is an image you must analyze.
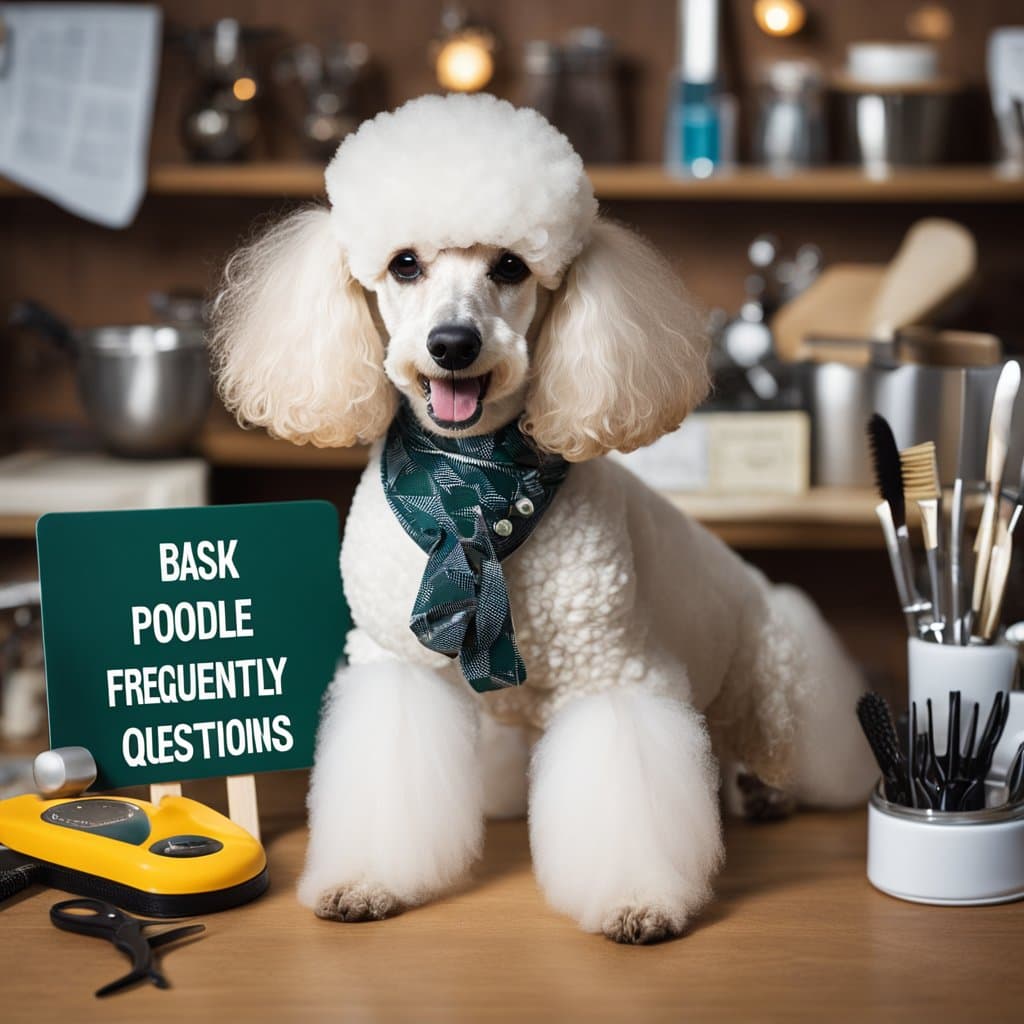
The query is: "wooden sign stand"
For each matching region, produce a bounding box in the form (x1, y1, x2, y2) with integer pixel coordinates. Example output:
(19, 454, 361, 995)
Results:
(150, 773, 261, 843)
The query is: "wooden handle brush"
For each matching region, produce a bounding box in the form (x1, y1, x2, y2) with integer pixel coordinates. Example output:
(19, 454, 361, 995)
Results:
(901, 441, 944, 639)
(980, 512, 1013, 640)
(972, 361, 1021, 626)
(979, 456, 1024, 640)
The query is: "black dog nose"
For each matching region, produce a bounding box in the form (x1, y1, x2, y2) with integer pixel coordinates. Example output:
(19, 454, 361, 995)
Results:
(427, 324, 482, 371)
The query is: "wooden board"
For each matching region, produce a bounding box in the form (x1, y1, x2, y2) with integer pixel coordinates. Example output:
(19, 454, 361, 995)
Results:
(0, 804, 1021, 1022)
(771, 263, 888, 362)
(226, 774, 261, 842)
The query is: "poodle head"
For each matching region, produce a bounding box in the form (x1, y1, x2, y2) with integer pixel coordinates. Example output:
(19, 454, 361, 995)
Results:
(210, 94, 709, 458)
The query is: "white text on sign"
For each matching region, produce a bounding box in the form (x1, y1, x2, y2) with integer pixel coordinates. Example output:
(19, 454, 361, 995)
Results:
(105, 538, 297, 769)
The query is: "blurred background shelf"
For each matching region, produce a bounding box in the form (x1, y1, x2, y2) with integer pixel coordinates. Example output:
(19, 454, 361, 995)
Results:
(3, 164, 1023, 202)
(0, 515, 39, 540)
(667, 487, 881, 548)
(0, 484, 883, 547)
(197, 415, 370, 469)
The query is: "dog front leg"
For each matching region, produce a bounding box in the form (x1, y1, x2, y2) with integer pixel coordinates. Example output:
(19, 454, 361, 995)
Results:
(297, 661, 484, 920)
(529, 687, 724, 944)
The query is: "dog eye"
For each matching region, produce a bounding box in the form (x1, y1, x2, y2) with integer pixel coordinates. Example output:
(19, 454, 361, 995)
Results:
(490, 252, 529, 285)
(389, 250, 422, 282)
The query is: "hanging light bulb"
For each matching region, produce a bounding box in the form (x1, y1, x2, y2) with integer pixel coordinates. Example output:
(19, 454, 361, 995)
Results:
(432, 5, 497, 93)
(753, 0, 807, 38)
(232, 76, 257, 102)
(436, 31, 495, 92)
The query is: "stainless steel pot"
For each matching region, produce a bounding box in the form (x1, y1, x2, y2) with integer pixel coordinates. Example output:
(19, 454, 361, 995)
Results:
(10, 301, 212, 457)
(834, 85, 956, 173)
(803, 361, 1021, 487)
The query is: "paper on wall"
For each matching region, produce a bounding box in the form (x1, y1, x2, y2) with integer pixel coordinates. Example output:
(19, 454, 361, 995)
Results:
(0, 3, 161, 227)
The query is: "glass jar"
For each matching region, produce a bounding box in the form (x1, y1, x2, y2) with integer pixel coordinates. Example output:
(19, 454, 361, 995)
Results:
(753, 59, 826, 172)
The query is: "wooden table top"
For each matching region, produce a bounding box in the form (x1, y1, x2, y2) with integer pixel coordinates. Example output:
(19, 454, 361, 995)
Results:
(2, 791, 1022, 1023)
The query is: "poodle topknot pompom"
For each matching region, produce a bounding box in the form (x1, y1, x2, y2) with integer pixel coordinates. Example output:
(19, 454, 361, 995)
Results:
(325, 93, 598, 289)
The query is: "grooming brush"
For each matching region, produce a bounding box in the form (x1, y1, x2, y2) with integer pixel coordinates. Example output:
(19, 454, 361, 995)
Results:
(1006, 741, 1024, 804)
(868, 414, 929, 632)
(965, 690, 1009, 789)
(856, 692, 912, 805)
(950, 372, 968, 644)
(980, 509, 1014, 640)
(1008, 456, 1024, 536)
(971, 361, 1021, 632)
(979, 457, 1024, 640)
(906, 703, 923, 808)
(900, 441, 944, 640)
(874, 501, 920, 636)
(913, 693, 1008, 812)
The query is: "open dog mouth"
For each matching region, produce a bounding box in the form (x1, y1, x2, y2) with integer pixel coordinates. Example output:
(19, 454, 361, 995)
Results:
(420, 373, 491, 429)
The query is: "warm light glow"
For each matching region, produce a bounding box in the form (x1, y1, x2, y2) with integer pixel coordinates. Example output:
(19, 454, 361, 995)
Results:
(435, 35, 494, 92)
(906, 4, 953, 41)
(753, 0, 806, 37)
(232, 77, 257, 102)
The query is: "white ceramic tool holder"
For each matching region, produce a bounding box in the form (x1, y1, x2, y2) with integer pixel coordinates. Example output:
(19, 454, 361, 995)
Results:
(868, 789, 1024, 905)
(907, 637, 1017, 752)
(867, 642, 1024, 906)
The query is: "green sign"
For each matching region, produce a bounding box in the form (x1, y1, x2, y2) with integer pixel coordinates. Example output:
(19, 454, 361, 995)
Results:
(36, 501, 350, 790)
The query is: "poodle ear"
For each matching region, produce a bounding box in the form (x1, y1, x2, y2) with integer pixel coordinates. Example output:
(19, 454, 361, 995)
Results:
(522, 219, 710, 461)
(210, 205, 396, 447)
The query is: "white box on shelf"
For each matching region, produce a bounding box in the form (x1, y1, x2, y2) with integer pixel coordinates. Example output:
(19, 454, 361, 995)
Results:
(0, 452, 209, 515)
(612, 410, 810, 495)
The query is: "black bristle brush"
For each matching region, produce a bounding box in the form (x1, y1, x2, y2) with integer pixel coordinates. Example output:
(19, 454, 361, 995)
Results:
(867, 414, 906, 528)
(856, 692, 912, 805)
(867, 414, 928, 627)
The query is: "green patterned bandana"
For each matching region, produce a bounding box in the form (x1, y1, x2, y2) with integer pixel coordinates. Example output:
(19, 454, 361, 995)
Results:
(381, 401, 570, 692)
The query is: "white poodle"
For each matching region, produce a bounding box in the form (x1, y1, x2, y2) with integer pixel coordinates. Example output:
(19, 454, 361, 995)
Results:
(211, 93, 875, 944)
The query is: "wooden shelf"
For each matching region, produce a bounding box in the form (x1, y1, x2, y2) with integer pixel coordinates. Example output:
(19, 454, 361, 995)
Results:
(2, 164, 1023, 202)
(196, 419, 369, 470)
(590, 164, 1024, 202)
(0, 514, 39, 540)
(192, 420, 888, 549)
(0, 450, 881, 551)
(667, 487, 882, 549)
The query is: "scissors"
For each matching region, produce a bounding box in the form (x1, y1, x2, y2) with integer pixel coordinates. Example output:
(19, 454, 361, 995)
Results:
(50, 898, 205, 997)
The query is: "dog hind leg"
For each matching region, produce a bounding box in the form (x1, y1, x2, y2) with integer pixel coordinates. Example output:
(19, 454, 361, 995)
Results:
(714, 584, 877, 814)
(297, 660, 484, 920)
(529, 686, 723, 944)
(769, 585, 878, 807)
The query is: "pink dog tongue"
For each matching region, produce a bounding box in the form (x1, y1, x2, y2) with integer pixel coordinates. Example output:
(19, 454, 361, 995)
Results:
(431, 377, 481, 423)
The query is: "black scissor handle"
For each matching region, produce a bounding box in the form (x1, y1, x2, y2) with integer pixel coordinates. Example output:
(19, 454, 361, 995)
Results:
(50, 898, 129, 939)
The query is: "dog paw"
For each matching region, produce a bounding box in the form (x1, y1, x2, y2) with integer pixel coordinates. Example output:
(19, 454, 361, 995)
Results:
(736, 772, 797, 822)
(601, 906, 683, 945)
(314, 884, 401, 922)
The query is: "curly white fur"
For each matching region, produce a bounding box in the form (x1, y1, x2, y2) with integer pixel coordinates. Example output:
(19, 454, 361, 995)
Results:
(298, 661, 483, 912)
(326, 94, 597, 288)
(210, 93, 876, 943)
(209, 207, 395, 447)
(530, 689, 723, 940)
(522, 219, 710, 461)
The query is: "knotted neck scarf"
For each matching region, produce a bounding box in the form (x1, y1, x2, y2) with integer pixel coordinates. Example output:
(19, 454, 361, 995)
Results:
(381, 401, 570, 692)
